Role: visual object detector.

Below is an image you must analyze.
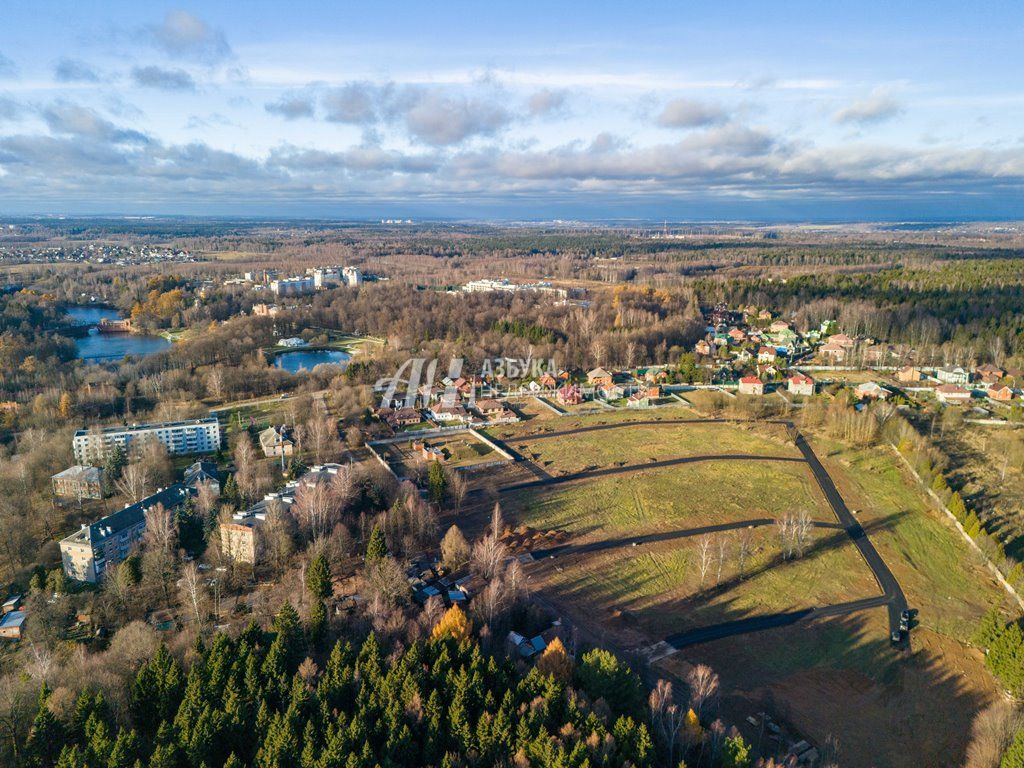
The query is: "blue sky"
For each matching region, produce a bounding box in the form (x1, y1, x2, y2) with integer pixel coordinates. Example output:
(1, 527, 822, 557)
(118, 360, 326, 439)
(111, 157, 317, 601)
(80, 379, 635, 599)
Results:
(0, 2, 1022, 220)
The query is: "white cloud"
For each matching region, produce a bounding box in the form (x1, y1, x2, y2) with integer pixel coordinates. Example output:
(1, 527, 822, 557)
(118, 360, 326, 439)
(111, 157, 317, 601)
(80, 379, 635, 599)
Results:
(148, 10, 232, 64)
(834, 90, 904, 125)
(658, 98, 729, 128)
(132, 65, 196, 91)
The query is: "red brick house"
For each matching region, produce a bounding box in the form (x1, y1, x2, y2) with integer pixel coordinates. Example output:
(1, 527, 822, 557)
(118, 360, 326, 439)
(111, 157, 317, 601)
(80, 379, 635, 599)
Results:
(557, 384, 583, 406)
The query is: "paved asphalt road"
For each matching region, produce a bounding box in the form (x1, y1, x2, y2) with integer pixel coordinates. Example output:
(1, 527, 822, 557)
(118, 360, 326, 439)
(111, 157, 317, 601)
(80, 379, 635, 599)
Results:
(507, 418, 909, 653)
(792, 432, 909, 638)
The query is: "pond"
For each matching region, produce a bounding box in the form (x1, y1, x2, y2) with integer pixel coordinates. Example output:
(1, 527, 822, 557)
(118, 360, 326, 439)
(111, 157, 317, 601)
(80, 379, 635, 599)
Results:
(64, 305, 172, 362)
(274, 349, 351, 373)
(65, 305, 122, 326)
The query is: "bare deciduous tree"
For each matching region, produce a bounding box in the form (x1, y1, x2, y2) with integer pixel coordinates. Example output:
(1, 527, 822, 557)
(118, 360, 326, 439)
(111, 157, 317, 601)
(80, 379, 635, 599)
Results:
(114, 463, 149, 503)
(686, 663, 719, 720)
(736, 528, 754, 578)
(471, 503, 508, 580)
(649, 679, 686, 768)
(966, 701, 1024, 768)
(697, 535, 714, 589)
(179, 561, 207, 629)
(305, 413, 341, 464)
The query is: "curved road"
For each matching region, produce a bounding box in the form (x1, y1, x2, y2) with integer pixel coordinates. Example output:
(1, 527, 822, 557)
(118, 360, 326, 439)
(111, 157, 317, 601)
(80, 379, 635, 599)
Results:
(505, 418, 908, 652)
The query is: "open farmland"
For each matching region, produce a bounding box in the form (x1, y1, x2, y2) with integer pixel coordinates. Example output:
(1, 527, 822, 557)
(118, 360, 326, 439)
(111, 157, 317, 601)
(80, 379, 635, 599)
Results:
(479, 411, 1010, 768)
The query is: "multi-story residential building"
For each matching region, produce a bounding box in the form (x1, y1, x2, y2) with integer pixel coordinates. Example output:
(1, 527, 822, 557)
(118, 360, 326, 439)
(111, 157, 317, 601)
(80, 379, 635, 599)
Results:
(308, 266, 342, 288)
(59, 484, 195, 583)
(270, 276, 315, 296)
(52, 465, 104, 500)
(72, 418, 221, 464)
(221, 463, 346, 564)
(342, 266, 363, 286)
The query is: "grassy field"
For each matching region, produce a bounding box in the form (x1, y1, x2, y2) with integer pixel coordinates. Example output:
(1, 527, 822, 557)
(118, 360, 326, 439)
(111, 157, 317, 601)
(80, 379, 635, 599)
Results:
(506, 460, 835, 535)
(813, 437, 1007, 641)
(488, 417, 797, 477)
(488, 411, 1006, 767)
(504, 397, 560, 422)
(536, 526, 878, 639)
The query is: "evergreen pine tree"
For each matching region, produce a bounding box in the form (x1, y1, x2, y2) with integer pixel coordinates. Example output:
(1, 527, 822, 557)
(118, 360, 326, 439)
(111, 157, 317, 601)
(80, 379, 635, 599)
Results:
(305, 554, 331, 601)
(427, 461, 447, 505)
(974, 607, 1006, 650)
(365, 525, 387, 562)
(25, 683, 64, 768)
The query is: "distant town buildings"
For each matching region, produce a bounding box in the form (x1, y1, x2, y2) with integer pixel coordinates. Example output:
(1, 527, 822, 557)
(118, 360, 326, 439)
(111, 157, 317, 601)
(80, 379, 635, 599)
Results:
(461, 278, 569, 298)
(72, 418, 222, 464)
(265, 266, 362, 296)
(271, 275, 315, 297)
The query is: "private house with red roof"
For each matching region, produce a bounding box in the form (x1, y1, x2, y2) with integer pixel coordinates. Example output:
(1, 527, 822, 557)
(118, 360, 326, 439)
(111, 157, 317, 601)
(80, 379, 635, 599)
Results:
(757, 346, 778, 364)
(728, 327, 747, 344)
(787, 373, 815, 397)
(738, 376, 764, 395)
(988, 385, 1015, 403)
(819, 342, 848, 362)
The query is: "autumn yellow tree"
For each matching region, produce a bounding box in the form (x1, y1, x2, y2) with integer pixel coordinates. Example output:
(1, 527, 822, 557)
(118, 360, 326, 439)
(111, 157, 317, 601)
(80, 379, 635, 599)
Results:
(536, 637, 573, 681)
(430, 604, 472, 643)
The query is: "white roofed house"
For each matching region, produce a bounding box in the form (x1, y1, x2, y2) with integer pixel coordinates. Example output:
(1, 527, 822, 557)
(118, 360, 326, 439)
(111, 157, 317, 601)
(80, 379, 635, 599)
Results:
(854, 381, 891, 401)
(936, 366, 970, 386)
(935, 384, 972, 405)
(428, 402, 469, 423)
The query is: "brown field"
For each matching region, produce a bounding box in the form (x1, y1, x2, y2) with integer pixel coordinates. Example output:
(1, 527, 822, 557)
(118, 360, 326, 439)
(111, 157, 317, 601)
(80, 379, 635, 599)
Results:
(481, 413, 1008, 767)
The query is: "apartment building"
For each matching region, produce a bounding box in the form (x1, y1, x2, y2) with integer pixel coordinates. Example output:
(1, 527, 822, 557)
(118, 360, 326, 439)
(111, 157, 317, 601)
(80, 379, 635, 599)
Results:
(52, 465, 104, 500)
(72, 418, 221, 464)
(60, 484, 195, 583)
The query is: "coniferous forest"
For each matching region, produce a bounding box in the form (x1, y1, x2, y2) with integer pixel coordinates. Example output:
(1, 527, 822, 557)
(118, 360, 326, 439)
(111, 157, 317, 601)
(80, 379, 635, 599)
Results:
(24, 604, 674, 768)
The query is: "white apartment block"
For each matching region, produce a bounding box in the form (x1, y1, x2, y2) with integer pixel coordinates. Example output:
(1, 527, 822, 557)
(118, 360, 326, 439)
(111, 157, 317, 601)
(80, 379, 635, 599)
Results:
(73, 417, 222, 464)
(271, 276, 315, 296)
(342, 266, 362, 286)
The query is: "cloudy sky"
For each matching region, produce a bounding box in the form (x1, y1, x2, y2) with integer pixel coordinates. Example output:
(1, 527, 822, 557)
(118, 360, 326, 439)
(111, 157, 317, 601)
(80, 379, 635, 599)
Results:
(0, 1, 1022, 220)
